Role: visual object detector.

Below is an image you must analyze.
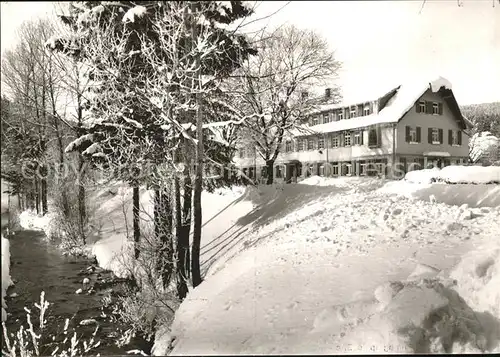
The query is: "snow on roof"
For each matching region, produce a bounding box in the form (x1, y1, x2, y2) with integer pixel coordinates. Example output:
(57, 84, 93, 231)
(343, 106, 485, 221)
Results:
(291, 76, 454, 136)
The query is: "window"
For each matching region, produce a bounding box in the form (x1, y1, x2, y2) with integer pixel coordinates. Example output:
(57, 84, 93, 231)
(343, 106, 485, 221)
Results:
(332, 164, 339, 176)
(368, 128, 379, 147)
(285, 141, 293, 152)
(331, 112, 337, 121)
(318, 137, 325, 149)
(307, 138, 315, 150)
(297, 139, 304, 151)
(338, 110, 344, 120)
(276, 166, 283, 178)
(350, 106, 357, 118)
(323, 113, 330, 124)
(344, 163, 353, 176)
(331, 135, 340, 148)
(417, 101, 426, 113)
(353, 131, 363, 145)
(239, 148, 245, 158)
(430, 128, 440, 144)
(405, 126, 421, 143)
(363, 104, 370, 116)
(312, 116, 319, 125)
(432, 102, 439, 115)
(319, 165, 325, 176)
(449, 130, 462, 146)
(344, 131, 351, 146)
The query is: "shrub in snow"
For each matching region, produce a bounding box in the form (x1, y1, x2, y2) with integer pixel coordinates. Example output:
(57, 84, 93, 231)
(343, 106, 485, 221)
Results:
(1, 291, 100, 356)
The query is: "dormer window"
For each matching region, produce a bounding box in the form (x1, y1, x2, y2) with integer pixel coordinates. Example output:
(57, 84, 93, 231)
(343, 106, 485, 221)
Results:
(323, 113, 330, 124)
(312, 116, 319, 126)
(338, 110, 344, 120)
(285, 141, 293, 152)
(363, 104, 370, 116)
(350, 106, 357, 118)
(432, 102, 439, 115)
(418, 101, 426, 113)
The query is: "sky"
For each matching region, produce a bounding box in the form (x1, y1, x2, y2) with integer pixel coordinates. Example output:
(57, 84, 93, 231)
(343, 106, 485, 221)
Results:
(1, 0, 499, 105)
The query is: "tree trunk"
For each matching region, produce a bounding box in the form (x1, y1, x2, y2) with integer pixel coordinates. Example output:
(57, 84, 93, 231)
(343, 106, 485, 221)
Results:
(34, 177, 40, 214)
(55, 118, 69, 217)
(77, 154, 86, 245)
(154, 185, 173, 287)
(41, 164, 48, 216)
(176, 170, 191, 299)
(191, 2, 203, 288)
(266, 159, 274, 185)
(133, 186, 141, 259)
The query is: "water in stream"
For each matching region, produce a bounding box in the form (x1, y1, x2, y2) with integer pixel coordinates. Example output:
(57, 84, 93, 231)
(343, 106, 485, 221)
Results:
(1, 212, 152, 356)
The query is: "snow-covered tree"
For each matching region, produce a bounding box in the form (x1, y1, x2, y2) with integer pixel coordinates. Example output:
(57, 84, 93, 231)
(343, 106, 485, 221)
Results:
(50, 1, 257, 293)
(469, 131, 500, 164)
(232, 25, 342, 184)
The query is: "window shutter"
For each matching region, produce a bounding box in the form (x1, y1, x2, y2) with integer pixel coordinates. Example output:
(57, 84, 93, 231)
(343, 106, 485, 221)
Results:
(428, 128, 433, 144)
(439, 129, 443, 144)
(458, 131, 462, 145)
(415, 102, 420, 113)
(438, 103, 443, 115)
(405, 126, 410, 142)
(416, 127, 421, 143)
(340, 132, 345, 147)
(360, 130, 364, 145)
(448, 130, 453, 145)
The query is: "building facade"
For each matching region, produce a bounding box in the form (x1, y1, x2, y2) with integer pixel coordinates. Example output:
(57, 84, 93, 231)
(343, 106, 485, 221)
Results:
(234, 77, 472, 183)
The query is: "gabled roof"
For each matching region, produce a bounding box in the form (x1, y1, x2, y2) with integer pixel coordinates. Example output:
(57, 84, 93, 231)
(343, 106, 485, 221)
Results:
(291, 76, 470, 137)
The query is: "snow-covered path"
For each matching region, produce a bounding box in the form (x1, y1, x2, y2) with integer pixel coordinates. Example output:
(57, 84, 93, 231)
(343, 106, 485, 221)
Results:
(159, 178, 500, 355)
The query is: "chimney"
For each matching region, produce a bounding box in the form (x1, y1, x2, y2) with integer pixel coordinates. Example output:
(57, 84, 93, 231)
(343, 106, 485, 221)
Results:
(325, 88, 331, 99)
(301, 91, 308, 99)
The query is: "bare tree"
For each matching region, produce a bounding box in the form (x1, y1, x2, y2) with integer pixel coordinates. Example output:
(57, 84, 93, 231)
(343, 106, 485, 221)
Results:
(233, 25, 342, 184)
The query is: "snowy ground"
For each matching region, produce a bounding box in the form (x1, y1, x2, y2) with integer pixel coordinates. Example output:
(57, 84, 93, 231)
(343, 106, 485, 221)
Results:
(13, 170, 500, 354)
(152, 175, 500, 355)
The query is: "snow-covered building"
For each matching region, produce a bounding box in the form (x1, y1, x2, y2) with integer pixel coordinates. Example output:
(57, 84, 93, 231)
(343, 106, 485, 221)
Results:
(235, 77, 473, 182)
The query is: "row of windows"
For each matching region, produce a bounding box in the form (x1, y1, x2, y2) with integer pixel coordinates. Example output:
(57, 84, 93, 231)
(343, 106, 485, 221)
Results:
(405, 126, 462, 146)
(288, 128, 380, 152)
(416, 100, 443, 115)
(309, 102, 373, 126)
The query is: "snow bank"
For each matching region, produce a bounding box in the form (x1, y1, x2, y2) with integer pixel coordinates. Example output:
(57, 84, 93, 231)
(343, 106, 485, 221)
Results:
(1, 234, 12, 322)
(450, 240, 500, 321)
(404, 168, 441, 184)
(438, 165, 500, 184)
(378, 180, 500, 208)
(153, 178, 500, 355)
(18, 210, 54, 232)
(403, 166, 500, 185)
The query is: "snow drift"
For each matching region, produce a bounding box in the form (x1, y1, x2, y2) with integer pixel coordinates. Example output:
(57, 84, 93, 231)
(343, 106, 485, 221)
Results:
(151, 176, 500, 355)
(2, 234, 12, 322)
(404, 165, 500, 185)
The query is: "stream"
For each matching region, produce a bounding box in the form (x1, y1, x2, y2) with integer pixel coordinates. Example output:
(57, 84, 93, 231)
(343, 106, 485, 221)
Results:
(1, 212, 152, 356)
